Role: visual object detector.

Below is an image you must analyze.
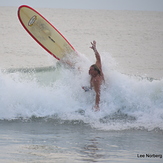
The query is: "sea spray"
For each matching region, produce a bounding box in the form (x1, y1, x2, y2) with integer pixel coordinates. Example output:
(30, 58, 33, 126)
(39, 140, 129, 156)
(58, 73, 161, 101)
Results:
(0, 53, 163, 131)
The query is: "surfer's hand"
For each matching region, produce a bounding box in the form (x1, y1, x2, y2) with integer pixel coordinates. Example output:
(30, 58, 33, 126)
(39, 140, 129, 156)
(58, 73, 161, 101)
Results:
(82, 86, 92, 92)
(90, 40, 97, 51)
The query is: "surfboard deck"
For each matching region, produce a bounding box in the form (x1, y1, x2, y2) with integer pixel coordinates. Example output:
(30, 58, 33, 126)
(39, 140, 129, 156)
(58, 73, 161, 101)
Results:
(18, 5, 76, 60)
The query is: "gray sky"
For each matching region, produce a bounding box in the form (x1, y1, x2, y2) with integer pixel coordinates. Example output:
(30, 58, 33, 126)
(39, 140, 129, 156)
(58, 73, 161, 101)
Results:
(0, 0, 163, 11)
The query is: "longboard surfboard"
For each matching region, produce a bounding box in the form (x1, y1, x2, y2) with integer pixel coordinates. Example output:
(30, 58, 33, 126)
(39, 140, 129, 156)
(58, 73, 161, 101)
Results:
(18, 5, 76, 60)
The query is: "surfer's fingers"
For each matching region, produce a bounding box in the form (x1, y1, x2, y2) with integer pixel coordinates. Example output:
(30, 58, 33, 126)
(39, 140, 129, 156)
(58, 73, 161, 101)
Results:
(90, 42, 93, 48)
(91, 41, 96, 47)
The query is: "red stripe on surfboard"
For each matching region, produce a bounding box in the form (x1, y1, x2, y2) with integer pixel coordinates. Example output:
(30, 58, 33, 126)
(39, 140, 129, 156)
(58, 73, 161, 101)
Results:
(18, 5, 76, 60)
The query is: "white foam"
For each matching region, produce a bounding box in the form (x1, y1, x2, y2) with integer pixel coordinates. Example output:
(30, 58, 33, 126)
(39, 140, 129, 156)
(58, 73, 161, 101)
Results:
(0, 53, 163, 131)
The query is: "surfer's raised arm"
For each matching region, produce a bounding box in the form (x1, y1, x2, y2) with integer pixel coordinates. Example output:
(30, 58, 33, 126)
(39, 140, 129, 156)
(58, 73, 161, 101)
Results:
(90, 41, 102, 71)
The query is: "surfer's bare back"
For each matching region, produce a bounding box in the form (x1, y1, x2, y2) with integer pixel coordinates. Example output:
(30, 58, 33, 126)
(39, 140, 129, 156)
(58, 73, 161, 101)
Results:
(83, 41, 104, 111)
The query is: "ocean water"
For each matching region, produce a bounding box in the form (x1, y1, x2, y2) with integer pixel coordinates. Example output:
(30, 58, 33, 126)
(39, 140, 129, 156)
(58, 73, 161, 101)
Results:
(0, 54, 163, 162)
(0, 7, 163, 163)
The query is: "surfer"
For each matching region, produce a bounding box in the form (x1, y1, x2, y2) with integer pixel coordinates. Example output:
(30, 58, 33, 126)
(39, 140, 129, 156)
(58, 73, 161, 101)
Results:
(83, 41, 104, 111)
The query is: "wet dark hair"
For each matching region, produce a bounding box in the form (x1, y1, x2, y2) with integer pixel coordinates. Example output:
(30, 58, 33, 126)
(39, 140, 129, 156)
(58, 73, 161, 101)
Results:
(91, 64, 101, 74)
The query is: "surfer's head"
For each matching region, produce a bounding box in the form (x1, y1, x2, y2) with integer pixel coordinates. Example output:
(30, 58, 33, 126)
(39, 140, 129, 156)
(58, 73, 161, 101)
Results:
(89, 64, 101, 76)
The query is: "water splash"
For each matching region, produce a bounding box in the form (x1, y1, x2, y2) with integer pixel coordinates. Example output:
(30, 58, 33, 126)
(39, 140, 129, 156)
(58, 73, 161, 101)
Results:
(0, 53, 163, 131)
